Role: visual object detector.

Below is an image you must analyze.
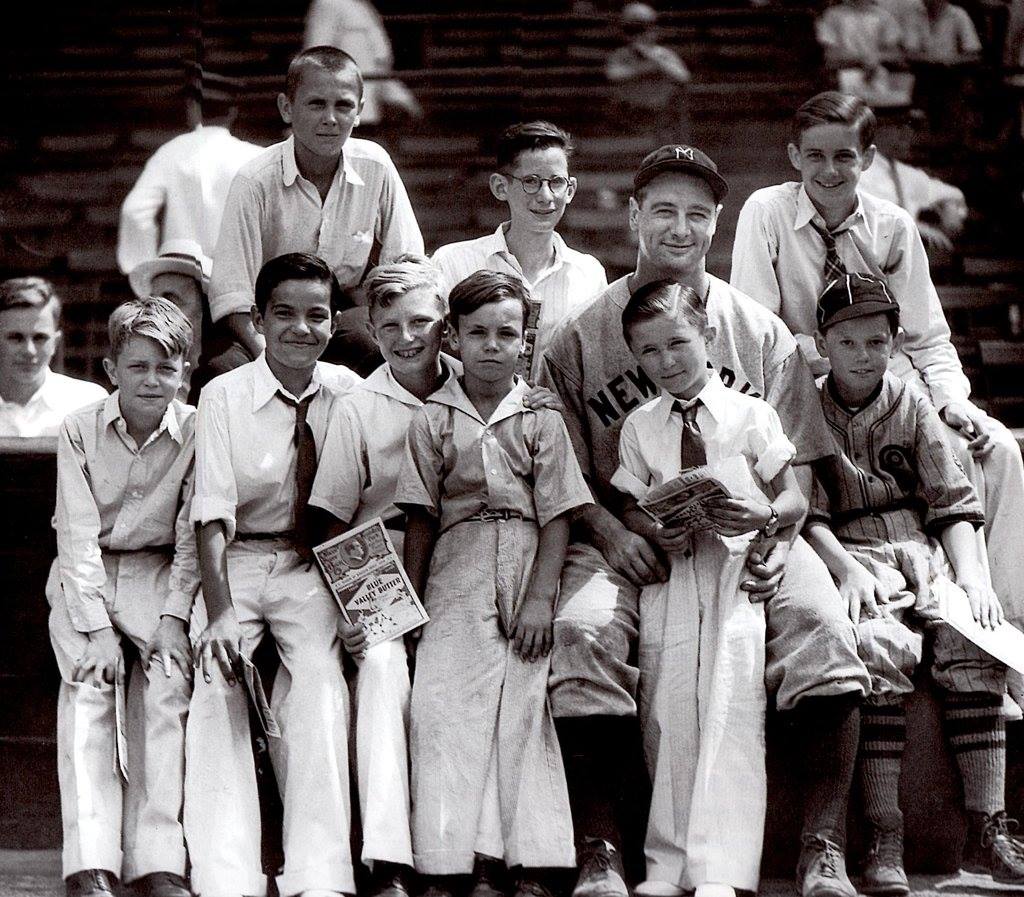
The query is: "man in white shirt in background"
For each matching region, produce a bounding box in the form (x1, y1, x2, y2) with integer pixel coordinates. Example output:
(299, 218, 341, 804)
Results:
(117, 65, 263, 277)
(432, 121, 607, 380)
(0, 277, 106, 438)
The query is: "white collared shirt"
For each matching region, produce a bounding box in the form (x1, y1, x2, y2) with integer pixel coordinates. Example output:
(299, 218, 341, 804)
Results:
(611, 372, 795, 505)
(730, 181, 970, 410)
(209, 134, 424, 322)
(859, 152, 965, 223)
(117, 125, 265, 275)
(0, 369, 108, 438)
(309, 355, 460, 526)
(55, 392, 199, 632)
(192, 353, 362, 539)
(432, 224, 608, 378)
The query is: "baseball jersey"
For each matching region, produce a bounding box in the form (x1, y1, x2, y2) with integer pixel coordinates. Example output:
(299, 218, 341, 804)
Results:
(808, 371, 983, 545)
(539, 273, 834, 508)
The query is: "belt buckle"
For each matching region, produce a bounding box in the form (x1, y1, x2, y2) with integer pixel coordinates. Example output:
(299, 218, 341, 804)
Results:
(477, 508, 501, 522)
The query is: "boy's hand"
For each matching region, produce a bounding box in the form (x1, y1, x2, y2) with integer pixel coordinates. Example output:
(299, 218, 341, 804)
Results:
(838, 564, 892, 623)
(522, 385, 564, 413)
(742, 537, 789, 603)
(593, 520, 668, 587)
(510, 594, 555, 662)
(196, 611, 244, 685)
(337, 617, 369, 659)
(652, 524, 693, 554)
(941, 402, 993, 459)
(960, 579, 1004, 630)
(73, 627, 122, 687)
(142, 616, 193, 682)
(705, 497, 772, 537)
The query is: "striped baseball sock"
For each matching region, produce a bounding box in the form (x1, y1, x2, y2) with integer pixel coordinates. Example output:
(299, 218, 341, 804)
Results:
(859, 702, 906, 830)
(942, 691, 1005, 815)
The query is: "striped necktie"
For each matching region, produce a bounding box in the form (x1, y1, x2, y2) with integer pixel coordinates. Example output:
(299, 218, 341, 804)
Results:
(672, 398, 706, 469)
(811, 221, 847, 285)
(277, 391, 317, 552)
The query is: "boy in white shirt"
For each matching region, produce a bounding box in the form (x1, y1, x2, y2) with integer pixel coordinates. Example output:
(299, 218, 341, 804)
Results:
(613, 279, 806, 897)
(0, 277, 106, 437)
(184, 252, 362, 897)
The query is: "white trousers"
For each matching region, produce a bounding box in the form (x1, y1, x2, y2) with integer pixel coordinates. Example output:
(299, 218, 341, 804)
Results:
(183, 541, 353, 897)
(354, 636, 413, 867)
(639, 534, 767, 892)
(46, 557, 191, 882)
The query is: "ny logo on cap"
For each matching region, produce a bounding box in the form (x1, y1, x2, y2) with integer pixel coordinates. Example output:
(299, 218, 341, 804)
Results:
(674, 146, 695, 160)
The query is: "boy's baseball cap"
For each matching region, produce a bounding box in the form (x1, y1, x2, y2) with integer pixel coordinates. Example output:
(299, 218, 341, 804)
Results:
(633, 144, 729, 203)
(128, 239, 211, 299)
(816, 272, 900, 331)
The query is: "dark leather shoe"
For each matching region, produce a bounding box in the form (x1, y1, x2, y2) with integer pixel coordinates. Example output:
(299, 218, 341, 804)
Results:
(133, 871, 192, 897)
(962, 811, 1024, 884)
(797, 834, 856, 897)
(368, 860, 413, 897)
(65, 869, 117, 897)
(572, 839, 628, 897)
(470, 854, 509, 897)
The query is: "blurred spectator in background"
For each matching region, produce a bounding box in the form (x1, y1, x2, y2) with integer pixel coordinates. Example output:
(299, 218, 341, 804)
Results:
(0, 277, 106, 437)
(304, 0, 422, 126)
(117, 65, 263, 276)
(605, 2, 692, 143)
(815, 0, 913, 107)
(128, 240, 213, 399)
(904, 0, 982, 137)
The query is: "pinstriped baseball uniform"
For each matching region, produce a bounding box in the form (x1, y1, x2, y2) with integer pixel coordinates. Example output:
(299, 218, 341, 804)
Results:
(810, 371, 1004, 701)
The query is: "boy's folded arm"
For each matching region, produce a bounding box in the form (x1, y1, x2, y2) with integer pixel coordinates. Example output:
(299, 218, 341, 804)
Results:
(803, 519, 890, 620)
(940, 519, 1004, 629)
(195, 519, 243, 683)
(164, 464, 201, 622)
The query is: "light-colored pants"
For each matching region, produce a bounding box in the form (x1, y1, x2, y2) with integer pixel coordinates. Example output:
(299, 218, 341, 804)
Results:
(354, 637, 413, 867)
(411, 519, 575, 874)
(640, 534, 767, 891)
(183, 540, 353, 897)
(46, 556, 191, 882)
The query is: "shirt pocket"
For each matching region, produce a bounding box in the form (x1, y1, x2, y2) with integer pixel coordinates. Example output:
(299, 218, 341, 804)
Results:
(337, 228, 374, 283)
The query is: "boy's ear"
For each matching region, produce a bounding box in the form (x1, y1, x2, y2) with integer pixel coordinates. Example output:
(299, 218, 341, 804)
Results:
(787, 142, 802, 172)
(704, 324, 718, 346)
(102, 356, 118, 387)
(277, 92, 292, 125)
(564, 176, 578, 205)
(447, 325, 459, 351)
(814, 330, 829, 359)
(250, 304, 265, 336)
(330, 310, 343, 337)
(489, 173, 509, 203)
(891, 327, 905, 356)
(861, 143, 877, 171)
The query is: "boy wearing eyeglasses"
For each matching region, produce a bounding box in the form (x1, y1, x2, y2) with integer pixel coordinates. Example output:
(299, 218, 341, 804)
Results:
(432, 121, 607, 380)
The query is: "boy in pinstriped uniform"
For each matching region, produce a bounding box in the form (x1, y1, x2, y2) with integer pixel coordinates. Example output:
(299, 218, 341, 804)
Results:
(802, 273, 1024, 896)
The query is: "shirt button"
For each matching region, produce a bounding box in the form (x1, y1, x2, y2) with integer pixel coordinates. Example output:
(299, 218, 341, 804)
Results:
(490, 469, 498, 475)
(683, 549, 693, 559)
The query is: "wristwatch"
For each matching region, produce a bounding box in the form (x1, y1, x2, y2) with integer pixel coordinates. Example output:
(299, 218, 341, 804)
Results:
(762, 503, 780, 538)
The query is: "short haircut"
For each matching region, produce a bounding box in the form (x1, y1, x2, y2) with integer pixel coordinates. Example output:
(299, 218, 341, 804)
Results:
(364, 254, 447, 320)
(496, 120, 575, 171)
(448, 270, 532, 332)
(108, 296, 193, 361)
(621, 279, 708, 344)
(792, 90, 876, 151)
(254, 252, 350, 316)
(286, 46, 363, 100)
(0, 276, 62, 327)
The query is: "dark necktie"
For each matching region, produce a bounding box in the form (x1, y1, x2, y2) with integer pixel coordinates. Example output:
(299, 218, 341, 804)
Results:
(811, 221, 847, 285)
(672, 398, 706, 469)
(278, 392, 317, 550)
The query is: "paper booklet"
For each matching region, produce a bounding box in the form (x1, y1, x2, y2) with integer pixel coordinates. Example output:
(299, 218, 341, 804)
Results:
(313, 517, 429, 650)
(638, 465, 734, 533)
(240, 655, 281, 739)
(934, 578, 1024, 675)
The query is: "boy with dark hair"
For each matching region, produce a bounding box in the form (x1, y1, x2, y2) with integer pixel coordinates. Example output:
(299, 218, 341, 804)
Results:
(211, 45, 423, 365)
(184, 251, 362, 897)
(731, 90, 1024, 709)
(803, 272, 1024, 893)
(432, 120, 607, 380)
(48, 296, 199, 897)
(396, 269, 591, 897)
(0, 276, 106, 437)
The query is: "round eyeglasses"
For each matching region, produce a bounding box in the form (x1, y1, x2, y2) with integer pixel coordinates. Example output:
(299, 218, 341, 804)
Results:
(506, 174, 574, 197)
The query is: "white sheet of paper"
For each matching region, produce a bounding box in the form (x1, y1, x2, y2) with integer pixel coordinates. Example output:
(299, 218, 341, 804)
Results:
(936, 578, 1024, 675)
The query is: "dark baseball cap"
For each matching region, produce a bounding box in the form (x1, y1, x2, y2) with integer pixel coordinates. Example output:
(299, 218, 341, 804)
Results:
(817, 272, 900, 332)
(633, 144, 729, 203)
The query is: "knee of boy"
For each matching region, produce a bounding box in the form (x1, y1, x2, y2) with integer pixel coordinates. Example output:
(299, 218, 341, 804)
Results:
(858, 616, 922, 681)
